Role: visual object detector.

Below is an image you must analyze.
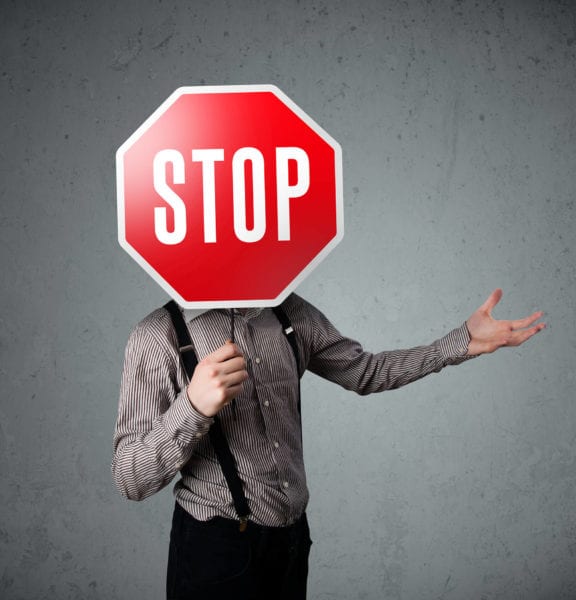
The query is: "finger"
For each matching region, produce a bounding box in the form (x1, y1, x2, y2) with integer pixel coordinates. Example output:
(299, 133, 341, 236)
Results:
(510, 311, 544, 330)
(223, 369, 249, 388)
(219, 373, 249, 405)
(207, 343, 243, 363)
(480, 288, 503, 315)
(225, 383, 245, 401)
(507, 323, 546, 346)
(219, 355, 247, 376)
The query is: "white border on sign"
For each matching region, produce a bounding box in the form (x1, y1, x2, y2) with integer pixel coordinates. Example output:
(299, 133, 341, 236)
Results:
(116, 84, 344, 308)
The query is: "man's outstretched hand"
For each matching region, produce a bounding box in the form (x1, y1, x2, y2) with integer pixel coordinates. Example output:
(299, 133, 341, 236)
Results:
(466, 289, 545, 356)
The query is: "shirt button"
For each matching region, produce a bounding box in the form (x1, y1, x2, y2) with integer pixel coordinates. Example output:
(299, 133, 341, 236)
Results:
(255, 357, 261, 364)
(264, 400, 270, 407)
(283, 481, 289, 488)
(195, 432, 203, 438)
(274, 441, 279, 448)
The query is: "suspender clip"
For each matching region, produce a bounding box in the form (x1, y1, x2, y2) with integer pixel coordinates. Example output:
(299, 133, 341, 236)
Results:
(239, 516, 249, 533)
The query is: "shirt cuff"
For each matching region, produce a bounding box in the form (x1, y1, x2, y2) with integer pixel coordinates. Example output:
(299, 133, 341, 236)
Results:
(162, 389, 214, 447)
(436, 322, 476, 363)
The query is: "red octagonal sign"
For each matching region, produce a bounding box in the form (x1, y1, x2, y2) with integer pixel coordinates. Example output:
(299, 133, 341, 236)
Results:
(116, 85, 343, 308)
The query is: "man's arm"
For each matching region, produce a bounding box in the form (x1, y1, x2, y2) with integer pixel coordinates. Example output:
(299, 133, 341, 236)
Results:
(288, 289, 544, 395)
(112, 318, 247, 501)
(112, 324, 212, 500)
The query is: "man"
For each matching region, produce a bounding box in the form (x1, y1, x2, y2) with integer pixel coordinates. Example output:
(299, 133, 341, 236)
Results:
(112, 288, 544, 599)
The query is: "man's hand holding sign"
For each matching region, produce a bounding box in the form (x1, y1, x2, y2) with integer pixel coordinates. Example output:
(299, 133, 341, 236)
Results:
(186, 342, 248, 418)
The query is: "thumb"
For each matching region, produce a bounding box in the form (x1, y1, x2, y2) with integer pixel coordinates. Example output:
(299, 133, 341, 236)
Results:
(481, 288, 503, 315)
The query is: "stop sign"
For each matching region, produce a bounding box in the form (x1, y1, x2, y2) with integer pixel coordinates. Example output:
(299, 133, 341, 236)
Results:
(116, 85, 343, 308)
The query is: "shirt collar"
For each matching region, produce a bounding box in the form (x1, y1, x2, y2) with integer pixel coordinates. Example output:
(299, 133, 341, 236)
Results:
(181, 307, 211, 323)
(181, 307, 264, 323)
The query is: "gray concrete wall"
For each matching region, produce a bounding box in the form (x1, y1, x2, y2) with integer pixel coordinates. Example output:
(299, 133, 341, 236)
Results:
(1, 0, 574, 598)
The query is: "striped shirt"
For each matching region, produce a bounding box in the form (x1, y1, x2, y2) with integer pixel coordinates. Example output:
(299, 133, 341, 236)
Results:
(112, 293, 472, 526)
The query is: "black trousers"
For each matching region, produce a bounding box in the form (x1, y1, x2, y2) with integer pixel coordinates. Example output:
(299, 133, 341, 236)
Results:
(167, 502, 312, 599)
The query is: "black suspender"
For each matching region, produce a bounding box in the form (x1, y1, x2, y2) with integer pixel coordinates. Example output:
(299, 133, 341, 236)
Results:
(164, 301, 198, 379)
(163, 300, 300, 531)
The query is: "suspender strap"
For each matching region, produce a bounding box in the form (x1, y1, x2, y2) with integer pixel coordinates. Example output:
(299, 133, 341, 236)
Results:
(208, 420, 250, 529)
(163, 300, 250, 529)
(163, 300, 199, 378)
(272, 305, 302, 416)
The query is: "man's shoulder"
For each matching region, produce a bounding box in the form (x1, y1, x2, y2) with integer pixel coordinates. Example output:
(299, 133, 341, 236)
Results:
(282, 293, 311, 310)
(127, 304, 176, 348)
(280, 293, 326, 325)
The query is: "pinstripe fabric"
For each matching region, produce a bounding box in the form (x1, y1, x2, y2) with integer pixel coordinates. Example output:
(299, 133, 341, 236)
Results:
(112, 294, 473, 526)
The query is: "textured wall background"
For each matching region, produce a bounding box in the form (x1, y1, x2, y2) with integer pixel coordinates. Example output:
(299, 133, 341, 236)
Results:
(1, 0, 575, 598)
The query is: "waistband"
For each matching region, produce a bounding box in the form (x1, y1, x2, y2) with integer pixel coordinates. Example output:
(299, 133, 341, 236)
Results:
(173, 501, 307, 537)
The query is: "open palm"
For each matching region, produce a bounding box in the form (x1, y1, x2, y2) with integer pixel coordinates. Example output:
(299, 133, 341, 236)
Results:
(466, 289, 545, 356)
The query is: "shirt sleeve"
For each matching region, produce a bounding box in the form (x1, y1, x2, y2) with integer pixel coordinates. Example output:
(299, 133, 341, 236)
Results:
(294, 298, 476, 394)
(111, 322, 213, 501)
